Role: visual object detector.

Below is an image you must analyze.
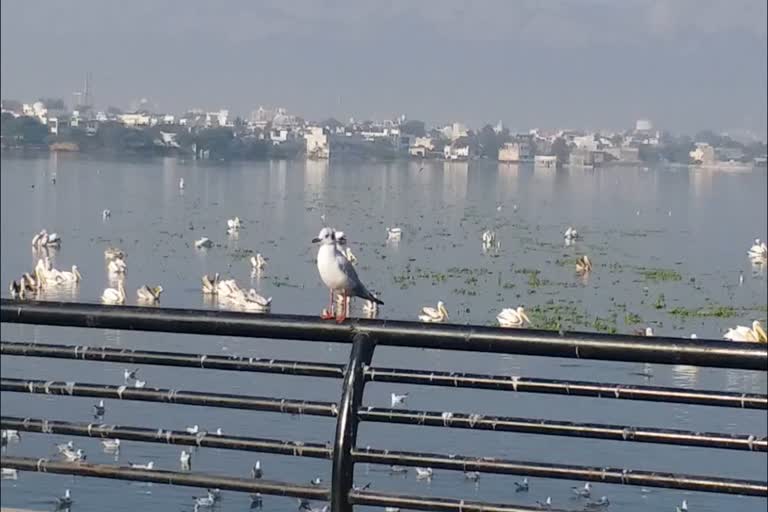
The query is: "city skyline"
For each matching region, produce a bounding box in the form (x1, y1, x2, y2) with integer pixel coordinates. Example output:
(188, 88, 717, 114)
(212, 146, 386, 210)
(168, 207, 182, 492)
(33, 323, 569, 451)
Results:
(1, 1, 766, 136)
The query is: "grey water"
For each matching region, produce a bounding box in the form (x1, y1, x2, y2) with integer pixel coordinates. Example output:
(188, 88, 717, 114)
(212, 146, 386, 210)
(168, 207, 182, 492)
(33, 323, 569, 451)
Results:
(1, 154, 766, 512)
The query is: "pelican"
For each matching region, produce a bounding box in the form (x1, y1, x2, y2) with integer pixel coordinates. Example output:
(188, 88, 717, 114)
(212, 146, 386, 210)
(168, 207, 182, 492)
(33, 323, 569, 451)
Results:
(497, 306, 530, 328)
(102, 209, 111, 219)
(564, 226, 579, 241)
(387, 227, 403, 241)
(201, 273, 220, 294)
(250, 253, 267, 271)
(343, 247, 357, 264)
(53, 265, 82, 284)
(748, 239, 767, 262)
(576, 255, 592, 273)
(104, 247, 126, 261)
(107, 258, 127, 274)
(419, 301, 449, 323)
(9, 280, 24, 299)
(21, 272, 39, 291)
(137, 285, 163, 302)
(216, 278, 241, 299)
(226, 289, 272, 312)
(724, 321, 767, 343)
(102, 280, 126, 304)
(195, 237, 213, 249)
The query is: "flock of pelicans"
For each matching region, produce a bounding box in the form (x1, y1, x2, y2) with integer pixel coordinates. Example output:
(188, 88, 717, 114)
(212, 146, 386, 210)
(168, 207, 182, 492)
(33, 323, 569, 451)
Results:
(8, 225, 767, 342)
(1, 425, 692, 512)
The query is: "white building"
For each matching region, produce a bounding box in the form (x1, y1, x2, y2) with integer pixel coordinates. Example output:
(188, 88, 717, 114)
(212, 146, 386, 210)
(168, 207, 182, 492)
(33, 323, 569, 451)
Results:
(440, 122, 468, 141)
(120, 113, 151, 126)
(305, 127, 330, 159)
(635, 119, 653, 132)
(205, 109, 230, 127)
(444, 143, 470, 161)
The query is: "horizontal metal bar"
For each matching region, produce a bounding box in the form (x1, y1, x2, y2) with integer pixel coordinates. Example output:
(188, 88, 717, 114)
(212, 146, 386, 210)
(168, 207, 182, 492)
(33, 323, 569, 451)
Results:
(351, 447, 768, 496)
(348, 489, 579, 512)
(0, 456, 329, 500)
(1, 341, 345, 379)
(3, 341, 762, 410)
(357, 408, 767, 452)
(1, 417, 332, 459)
(0, 378, 338, 417)
(3, 300, 766, 369)
(364, 366, 768, 409)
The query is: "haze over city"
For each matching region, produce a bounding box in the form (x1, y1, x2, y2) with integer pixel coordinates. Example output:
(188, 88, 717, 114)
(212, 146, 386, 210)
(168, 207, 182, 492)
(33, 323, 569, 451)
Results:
(2, 0, 766, 135)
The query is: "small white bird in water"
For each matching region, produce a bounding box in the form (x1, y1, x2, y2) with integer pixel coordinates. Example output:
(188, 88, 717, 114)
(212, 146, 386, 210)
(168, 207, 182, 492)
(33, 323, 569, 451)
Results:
(251, 460, 263, 479)
(415, 467, 433, 479)
(387, 227, 402, 241)
(250, 253, 267, 271)
(56, 440, 75, 453)
(584, 496, 610, 509)
(227, 217, 242, 232)
(134, 379, 146, 388)
(1, 468, 18, 480)
(128, 461, 154, 470)
(179, 178, 185, 189)
(481, 230, 496, 247)
(564, 226, 579, 241)
(724, 320, 767, 343)
(137, 285, 163, 303)
(536, 496, 552, 509)
(50, 264, 82, 285)
(497, 306, 530, 328)
(419, 301, 449, 323)
(195, 237, 213, 249)
(103, 209, 111, 220)
(56, 489, 73, 508)
(101, 280, 126, 304)
(93, 399, 105, 416)
(391, 392, 408, 407)
(514, 477, 529, 492)
(748, 238, 767, 262)
(180, 450, 192, 468)
(101, 439, 120, 451)
(675, 499, 688, 512)
(572, 482, 591, 498)
(61, 447, 86, 461)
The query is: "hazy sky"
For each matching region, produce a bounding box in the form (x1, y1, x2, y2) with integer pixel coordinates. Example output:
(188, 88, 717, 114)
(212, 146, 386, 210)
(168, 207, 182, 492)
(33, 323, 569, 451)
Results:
(2, 0, 766, 134)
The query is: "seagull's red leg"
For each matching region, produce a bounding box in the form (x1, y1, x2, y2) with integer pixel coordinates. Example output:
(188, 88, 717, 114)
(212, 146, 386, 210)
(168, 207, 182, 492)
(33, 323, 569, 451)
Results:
(321, 289, 335, 319)
(336, 291, 347, 323)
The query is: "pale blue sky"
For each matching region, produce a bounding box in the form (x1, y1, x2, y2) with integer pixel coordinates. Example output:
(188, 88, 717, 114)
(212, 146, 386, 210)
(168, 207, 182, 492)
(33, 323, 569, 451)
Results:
(2, 0, 766, 135)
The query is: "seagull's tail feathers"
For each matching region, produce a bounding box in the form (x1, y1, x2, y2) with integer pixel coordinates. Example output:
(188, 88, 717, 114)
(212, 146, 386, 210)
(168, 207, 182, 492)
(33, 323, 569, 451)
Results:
(353, 285, 384, 305)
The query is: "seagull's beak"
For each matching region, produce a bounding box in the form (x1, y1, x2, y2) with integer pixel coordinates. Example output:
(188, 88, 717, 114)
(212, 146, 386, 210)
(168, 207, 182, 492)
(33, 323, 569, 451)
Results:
(311, 237, 321, 243)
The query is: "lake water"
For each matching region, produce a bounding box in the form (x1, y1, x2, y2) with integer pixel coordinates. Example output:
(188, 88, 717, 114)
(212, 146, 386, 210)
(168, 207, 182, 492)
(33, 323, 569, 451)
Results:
(1, 154, 766, 512)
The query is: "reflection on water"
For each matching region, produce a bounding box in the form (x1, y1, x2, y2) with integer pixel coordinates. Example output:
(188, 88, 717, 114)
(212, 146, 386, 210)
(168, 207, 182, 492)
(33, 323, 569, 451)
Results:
(0, 156, 766, 512)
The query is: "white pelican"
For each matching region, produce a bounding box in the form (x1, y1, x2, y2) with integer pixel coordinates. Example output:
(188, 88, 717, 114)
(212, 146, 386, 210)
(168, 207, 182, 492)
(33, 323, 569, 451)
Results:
(21, 272, 39, 291)
(137, 285, 163, 303)
(497, 306, 530, 328)
(107, 258, 127, 275)
(748, 239, 767, 262)
(102, 209, 111, 220)
(216, 278, 241, 299)
(53, 265, 82, 284)
(104, 247, 126, 261)
(34, 258, 59, 285)
(724, 321, 767, 343)
(179, 178, 185, 189)
(419, 301, 449, 323)
(576, 255, 592, 274)
(387, 227, 402, 241)
(250, 253, 267, 271)
(244, 289, 272, 311)
(343, 247, 357, 264)
(101, 280, 126, 304)
(201, 273, 220, 294)
(195, 237, 213, 249)
(564, 226, 579, 241)
(9, 280, 24, 299)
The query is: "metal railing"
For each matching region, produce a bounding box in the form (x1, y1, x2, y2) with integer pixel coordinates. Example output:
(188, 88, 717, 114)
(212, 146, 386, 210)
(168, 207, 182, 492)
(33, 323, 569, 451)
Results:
(1, 299, 767, 512)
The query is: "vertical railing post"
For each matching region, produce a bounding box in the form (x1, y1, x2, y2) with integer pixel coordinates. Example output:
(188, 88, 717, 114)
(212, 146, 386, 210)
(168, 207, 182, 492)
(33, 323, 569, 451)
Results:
(331, 333, 375, 512)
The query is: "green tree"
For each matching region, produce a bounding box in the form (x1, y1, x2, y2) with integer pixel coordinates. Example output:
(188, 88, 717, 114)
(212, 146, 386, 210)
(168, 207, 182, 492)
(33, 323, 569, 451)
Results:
(551, 137, 570, 164)
(401, 119, 426, 137)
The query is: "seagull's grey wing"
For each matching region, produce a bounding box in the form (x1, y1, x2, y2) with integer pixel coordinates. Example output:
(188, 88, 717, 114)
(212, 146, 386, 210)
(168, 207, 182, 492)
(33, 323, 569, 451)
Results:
(334, 252, 383, 304)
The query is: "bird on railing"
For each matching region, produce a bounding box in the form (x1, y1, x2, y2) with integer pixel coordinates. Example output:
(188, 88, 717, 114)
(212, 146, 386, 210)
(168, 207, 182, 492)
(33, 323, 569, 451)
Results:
(185, 425, 199, 434)
(134, 379, 146, 388)
(514, 477, 529, 492)
(572, 482, 591, 498)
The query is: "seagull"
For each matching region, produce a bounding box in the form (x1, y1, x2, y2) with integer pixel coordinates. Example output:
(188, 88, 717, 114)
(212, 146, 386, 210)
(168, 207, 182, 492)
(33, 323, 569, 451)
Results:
(61, 448, 86, 461)
(103, 209, 111, 220)
(102, 280, 126, 304)
(724, 320, 767, 343)
(195, 237, 213, 249)
(250, 253, 267, 271)
(313, 227, 383, 322)
(101, 439, 120, 451)
(536, 496, 552, 509)
(134, 379, 146, 388)
(1, 468, 18, 479)
(179, 178, 185, 190)
(514, 477, 529, 491)
(464, 471, 480, 481)
(497, 306, 530, 328)
(128, 461, 154, 469)
(251, 461, 263, 479)
(93, 399, 105, 416)
(419, 301, 448, 322)
(387, 227, 402, 241)
(185, 425, 199, 434)
(572, 482, 591, 498)
(391, 393, 408, 407)
(56, 489, 73, 508)
(675, 499, 688, 512)
(388, 465, 408, 474)
(415, 467, 433, 479)
(481, 230, 496, 247)
(215, 428, 223, 436)
(137, 285, 163, 303)
(250, 493, 263, 509)
(180, 450, 192, 468)
(193, 493, 215, 510)
(310, 477, 323, 486)
(124, 368, 139, 381)
(576, 255, 592, 274)
(201, 273, 220, 294)
(227, 217, 242, 232)
(9, 280, 24, 299)
(55, 441, 75, 453)
(584, 496, 610, 509)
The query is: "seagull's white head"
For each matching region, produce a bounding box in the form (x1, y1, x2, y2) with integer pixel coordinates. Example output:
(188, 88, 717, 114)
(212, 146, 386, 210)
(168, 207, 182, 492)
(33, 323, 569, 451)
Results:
(312, 227, 336, 245)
